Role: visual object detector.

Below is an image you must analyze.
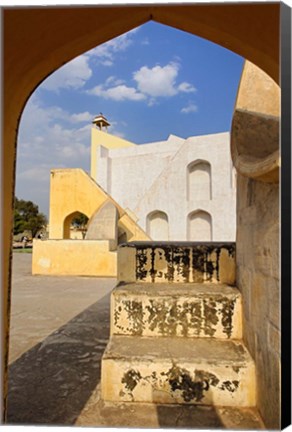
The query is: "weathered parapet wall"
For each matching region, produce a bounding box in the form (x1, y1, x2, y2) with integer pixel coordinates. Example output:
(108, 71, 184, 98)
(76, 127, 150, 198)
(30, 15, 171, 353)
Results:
(236, 174, 279, 428)
(118, 242, 236, 284)
(32, 239, 117, 277)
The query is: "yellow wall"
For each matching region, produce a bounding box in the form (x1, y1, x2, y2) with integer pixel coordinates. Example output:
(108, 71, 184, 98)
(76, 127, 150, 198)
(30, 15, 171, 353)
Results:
(70, 229, 84, 240)
(32, 239, 117, 276)
(90, 128, 135, 179)
(49, 168, 149, 241)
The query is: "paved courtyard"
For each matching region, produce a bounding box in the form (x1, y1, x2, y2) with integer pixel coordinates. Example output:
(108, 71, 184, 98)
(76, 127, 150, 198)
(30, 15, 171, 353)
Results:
(7, 253, 265, 429)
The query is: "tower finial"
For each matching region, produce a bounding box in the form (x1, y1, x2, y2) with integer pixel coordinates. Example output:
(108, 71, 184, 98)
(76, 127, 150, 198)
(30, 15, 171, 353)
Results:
(92, 113, 110, 132)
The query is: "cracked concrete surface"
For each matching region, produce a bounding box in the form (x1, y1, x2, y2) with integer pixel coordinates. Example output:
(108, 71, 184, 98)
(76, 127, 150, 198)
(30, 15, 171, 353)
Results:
(7, 253, 265, 429)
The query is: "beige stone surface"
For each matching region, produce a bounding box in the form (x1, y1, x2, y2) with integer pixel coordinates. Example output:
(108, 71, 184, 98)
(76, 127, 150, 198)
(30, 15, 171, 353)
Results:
(77, 387, 265, 429)
(101, 336, 256, 407)
(111, 283, 242, 339)
(236, 173, 280, 429)
(235, 61, 279, 116)
(117, 245, 136, 282)
(231, 61, 280, 183)
(85, 200, 118, 250)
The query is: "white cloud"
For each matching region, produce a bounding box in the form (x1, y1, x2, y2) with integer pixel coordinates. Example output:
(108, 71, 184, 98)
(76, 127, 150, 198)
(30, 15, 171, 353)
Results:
(17, 165, 53, 182)
(181, 103, 198, 114)
(87, 84, 146, 101)
(133, 62, 196, 101)
(41, 55, 92, 92)
(87, 60, 197, 106)
(105, 76, 125, 86)
(101, 59, 114, 67)
(70, 111, 94, 123)
(105, 85, 146, 101)
(133, 62, 180, 97)
(177, 82, 196, 93)
(87, 28, 139, 66)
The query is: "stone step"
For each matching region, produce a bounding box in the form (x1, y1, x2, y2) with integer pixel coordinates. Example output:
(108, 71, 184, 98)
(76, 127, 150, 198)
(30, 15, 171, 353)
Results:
(118, 241, 236, 284)
(101, 336, 256, 407)
(111, 283, 242, 339)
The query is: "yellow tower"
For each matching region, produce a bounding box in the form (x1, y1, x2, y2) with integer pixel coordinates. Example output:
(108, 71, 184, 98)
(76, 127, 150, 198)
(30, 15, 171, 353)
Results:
(90, 114, 135, 180)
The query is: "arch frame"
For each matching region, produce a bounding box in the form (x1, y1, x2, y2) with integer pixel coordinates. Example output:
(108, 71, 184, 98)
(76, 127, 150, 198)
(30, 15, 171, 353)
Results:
(187, 208, 213, 241)
(187, 159, 212, 201)
(2, 3, 282, 425)
(146, 209, 169, 241)
(62, 210, 90, 239)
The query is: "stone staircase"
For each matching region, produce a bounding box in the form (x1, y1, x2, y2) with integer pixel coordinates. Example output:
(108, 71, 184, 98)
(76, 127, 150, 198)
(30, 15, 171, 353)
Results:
(101, 242, 256, 410)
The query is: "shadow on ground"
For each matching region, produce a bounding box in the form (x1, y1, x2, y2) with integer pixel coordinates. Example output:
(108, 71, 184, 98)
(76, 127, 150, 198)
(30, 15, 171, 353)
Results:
(7, 292, 110, 425)
(6, 277, 265, 429)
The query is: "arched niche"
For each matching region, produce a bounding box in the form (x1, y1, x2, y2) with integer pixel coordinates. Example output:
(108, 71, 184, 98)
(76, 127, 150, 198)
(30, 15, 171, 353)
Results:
(187, 160, 212, 201)
(187, 210, 212, 241)
(63, 211, 89, 239)
(146, 210, 169, 241)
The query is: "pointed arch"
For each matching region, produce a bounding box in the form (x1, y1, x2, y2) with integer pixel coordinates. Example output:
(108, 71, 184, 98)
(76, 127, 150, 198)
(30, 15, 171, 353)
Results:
(63, 211, 89, 239)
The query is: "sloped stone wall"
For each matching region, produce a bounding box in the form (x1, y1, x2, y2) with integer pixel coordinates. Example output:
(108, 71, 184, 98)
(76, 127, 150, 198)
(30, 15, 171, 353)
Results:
(236, 173, 280, 429)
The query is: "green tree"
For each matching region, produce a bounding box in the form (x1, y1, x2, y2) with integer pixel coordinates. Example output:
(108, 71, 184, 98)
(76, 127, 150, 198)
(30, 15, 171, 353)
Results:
(14, 197, 47, 238)
(72, 212, 89, 229)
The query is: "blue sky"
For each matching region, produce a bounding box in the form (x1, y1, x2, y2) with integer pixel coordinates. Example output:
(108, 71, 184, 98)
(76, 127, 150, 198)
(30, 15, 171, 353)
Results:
(16, 21, 244, 217)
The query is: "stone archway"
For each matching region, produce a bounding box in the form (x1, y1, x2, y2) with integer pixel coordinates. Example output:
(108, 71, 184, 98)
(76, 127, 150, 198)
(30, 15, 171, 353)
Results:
(2, 3, 282, 426)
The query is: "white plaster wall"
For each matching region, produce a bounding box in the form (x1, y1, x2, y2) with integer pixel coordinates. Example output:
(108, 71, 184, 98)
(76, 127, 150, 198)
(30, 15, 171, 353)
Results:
(109, 153, 173, 210)
(101, 135, 185, 210)
(95, 145, 110, 191)
(188, 211, 212, 241)
(134, 132, 236, 241)
(108, 134, 184, 158)
(147, 211, 169, 240)
(93, 132, 236, 241)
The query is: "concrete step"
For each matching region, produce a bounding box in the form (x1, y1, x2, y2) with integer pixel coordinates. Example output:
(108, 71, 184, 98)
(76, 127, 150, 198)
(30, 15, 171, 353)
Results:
(118, 242, 236, 285)
(101, 336, 256, 407)
(111, 283, 242, 339)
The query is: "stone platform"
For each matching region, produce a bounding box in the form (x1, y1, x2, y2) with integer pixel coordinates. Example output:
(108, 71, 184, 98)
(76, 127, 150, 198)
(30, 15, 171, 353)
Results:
(102, 336, 255, 406)
(112, 282, 242, 339)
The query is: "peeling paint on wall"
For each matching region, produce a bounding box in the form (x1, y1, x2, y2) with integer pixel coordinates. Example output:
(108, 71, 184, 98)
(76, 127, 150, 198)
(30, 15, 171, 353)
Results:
(126, 242, 236, 284)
